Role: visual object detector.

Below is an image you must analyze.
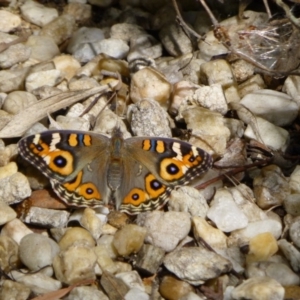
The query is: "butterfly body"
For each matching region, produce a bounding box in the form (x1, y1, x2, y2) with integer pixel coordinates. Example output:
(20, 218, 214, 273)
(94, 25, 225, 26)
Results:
(18, 128, 213, 215)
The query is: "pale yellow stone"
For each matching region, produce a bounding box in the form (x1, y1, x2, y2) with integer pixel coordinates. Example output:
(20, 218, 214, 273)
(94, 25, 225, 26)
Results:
(113, 224, 147, 256)
(192, 216, 227, 250)
(246, 232, 278, 264)
(53, 245, 97, 285)
(59, 227, 95, 251)
(93, 245, 118, 274)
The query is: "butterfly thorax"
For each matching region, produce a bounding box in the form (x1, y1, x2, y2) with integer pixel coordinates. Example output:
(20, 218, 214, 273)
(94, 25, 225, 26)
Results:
(107, 130, 124, 191)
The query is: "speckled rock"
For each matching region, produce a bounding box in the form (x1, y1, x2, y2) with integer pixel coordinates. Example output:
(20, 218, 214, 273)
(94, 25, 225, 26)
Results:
(53, 245, 97, 285)
(246, 261, 300, 286)
(164, 247, 232, 285)
(0, 236, 20, 272)
(0, 280, 31, 300)
(231, 277, 284, 300)
(138, 211, 191, 252)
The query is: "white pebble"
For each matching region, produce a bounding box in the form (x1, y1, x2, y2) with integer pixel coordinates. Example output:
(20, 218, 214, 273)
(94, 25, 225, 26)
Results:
(20, 0, 58, 26)
(240, 89, 298, 126)
(244, 116, 289, 151)
(207, 189, 248, 232)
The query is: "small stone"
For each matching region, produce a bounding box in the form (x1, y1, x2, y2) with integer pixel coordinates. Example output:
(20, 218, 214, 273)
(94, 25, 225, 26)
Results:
(179, 291, 205, 300)
(67, 27, 105, 62)
(240, 89, 298, 126)
(3, 91, 38, 115)
(159, 276, 194, 300)
(26, 36, 60, 62)
(107, 211, 129, 229)
(246, 261, 300, 286)
(200, 59, 236, 88)
(80, 208, 103, 240)
(1, 219, 33, 244)
(231, 59, 255, 83)
(192, 216, 227, 250)
(116, 271, 145, 291)
(93, 38, 129, 59)
(94, 245, 118, 274)
(125, 288, 150, 300)
(113, 224, 147, 256)
(0, 236, 20, 272)
(127, 34, 162, 62)
(0, 172, 31, 205)
(0, 11, 21, 32)
(253, 165, 290, 209)
(284, 194, 300, 216)
(19, 233, 60, 272)
(21, 207, 70, 228)
(27, 189, 68, 210)
(231, 277, 284, 300)
(101, 271, 130, 299)
(289, 165, 300, 193)
(228, 184, 267, 222)
(0, 68, 29, 93)
(0, 280, 30, 300)
(65, 286, 109, 300)
(238, 74, 266, 98)
(289, 217, 300, 249)
(190, 84, 228, 115)
(53, 245, 97, 285)
(168, 186, 209, 218)
(25, 69, 64, 92)
(110, 23, 146, 43)
(244, 116, 289, 151)
(0, 201, 17, 225)
(181, 107, 230, 156)
(164, 247, 232, 285)
(229, 219, 282, 247)
(135, 244, 165, 274)
(63, 3, 92, 23)
(129, 98, 172, 137)
(11, 270, 62, 295)
(159, 22, 193, 56)
(138, 211, 191, 252)
(53, 54, 81, 81)
(246, 232, 278, 264)
(207, 189, 248, 232)
(283, 75, 300, 106)
(285, 286, 300, 299)
(278, 239, 300, 272)
(0, 161, 17, 180)
(130, 67, 172, 109)
(97, 234, 118, 259)
(20, 0, 58, 27)
(59, 227, 95, 251)
(0, 43, 31, 69)
(40, 14, 76, 45)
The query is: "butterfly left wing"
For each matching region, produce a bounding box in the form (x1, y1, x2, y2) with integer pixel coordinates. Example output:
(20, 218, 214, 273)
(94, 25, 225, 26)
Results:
(18, 130, 111, 207)
(117, 137, 213, 214)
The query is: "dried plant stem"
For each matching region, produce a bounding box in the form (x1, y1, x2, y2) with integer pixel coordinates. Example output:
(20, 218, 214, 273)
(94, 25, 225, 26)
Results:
(171, 0, 202, 40)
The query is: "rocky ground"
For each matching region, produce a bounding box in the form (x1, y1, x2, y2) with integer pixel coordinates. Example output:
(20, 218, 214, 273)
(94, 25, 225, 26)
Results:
(0, 0, 300, 299)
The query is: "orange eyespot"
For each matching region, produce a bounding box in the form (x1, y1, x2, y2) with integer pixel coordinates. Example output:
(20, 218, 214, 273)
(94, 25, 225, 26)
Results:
(159, 158, 184, 181)
(145, 174, 166, 198)
(123, 188, 147, 205)
(47, 151, 74, 176)
(76, 183, 101, 200)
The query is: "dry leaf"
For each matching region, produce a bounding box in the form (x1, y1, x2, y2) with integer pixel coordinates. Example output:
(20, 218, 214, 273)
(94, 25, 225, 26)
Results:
(0, 85, 113, 138)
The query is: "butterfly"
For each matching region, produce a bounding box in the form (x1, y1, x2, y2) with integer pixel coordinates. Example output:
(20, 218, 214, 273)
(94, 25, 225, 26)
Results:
(18, 127, 213, 215)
